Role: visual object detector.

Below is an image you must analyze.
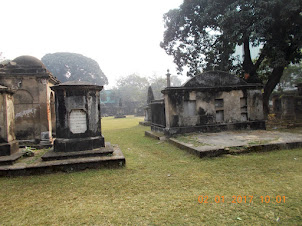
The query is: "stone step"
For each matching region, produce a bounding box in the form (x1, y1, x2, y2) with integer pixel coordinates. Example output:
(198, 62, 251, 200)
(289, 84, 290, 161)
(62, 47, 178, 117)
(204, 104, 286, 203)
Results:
(42, 147, 114, 161)
(0, 146, 125, 176)
(0, 152, 23, 166)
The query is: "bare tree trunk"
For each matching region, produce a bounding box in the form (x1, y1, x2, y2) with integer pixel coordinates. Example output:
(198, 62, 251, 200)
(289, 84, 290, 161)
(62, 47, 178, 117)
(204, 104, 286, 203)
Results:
(263, 66, 285, 117)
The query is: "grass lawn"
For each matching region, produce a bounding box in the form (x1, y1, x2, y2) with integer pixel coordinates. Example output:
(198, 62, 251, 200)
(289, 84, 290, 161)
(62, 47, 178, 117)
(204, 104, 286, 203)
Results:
(0, 116, 301, 225)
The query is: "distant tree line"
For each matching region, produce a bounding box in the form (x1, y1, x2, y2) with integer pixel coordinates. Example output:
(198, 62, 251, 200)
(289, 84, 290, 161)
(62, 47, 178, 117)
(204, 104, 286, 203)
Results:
(101, 73, 182, 107)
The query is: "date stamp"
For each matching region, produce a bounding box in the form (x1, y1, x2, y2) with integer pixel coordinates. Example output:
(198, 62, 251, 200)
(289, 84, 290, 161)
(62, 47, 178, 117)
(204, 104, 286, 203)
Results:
(198, 195, 286, 204)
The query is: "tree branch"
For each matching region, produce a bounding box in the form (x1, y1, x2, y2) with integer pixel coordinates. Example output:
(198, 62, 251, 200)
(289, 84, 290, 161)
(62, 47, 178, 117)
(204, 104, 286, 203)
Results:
(242, 38, 254, 75)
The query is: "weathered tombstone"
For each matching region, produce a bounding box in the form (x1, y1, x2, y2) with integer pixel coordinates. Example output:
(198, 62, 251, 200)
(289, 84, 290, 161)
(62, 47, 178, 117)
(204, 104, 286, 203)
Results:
(114, 98, 126, 118)
(272, 95, 282, 118)
(147, 86, 155, 105)
(139, 86, 154, 126)
(145, 86, 154, 122)
(41, 81, 126, 171)
(50, 81, 105, 152)
(150, 99, 166, 132)
(272, 84, 302, 121)
(0, 85, 19, 156)
(281, 95, 296, 120)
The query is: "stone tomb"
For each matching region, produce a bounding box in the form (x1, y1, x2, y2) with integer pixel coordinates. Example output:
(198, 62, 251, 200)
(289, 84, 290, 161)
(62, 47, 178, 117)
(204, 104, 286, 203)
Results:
(51, 81, 105, 152)
(272, 83, 302, 120)
(40, 81, 125, 170)
(139, 86, 154, 126)
(0, 56, 59, 145)
(0, 86, 22, 165)
(151, 71, 266, 135)
(114, 98, 126, 118)
(0, 85, 19, 155)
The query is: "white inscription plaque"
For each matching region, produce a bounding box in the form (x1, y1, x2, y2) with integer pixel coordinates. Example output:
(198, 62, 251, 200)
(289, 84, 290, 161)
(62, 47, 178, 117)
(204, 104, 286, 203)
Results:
(69, 109, 87, 134)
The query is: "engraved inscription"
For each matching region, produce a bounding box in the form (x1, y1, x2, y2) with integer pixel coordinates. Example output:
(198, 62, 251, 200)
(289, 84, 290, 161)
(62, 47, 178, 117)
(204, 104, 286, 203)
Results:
(69, 109, 87, 134)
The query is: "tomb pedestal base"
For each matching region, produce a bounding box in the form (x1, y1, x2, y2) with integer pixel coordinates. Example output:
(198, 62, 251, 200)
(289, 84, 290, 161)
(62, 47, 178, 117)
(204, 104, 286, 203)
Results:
(54, 136, 105, 152)
(0, 140, 19, 156)
(151, 120, 266, 136)
(42, 142, 114, 161)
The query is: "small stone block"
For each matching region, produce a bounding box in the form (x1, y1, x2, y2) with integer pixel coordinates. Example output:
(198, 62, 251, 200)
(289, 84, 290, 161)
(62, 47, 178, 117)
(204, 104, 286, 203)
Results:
(0, 151, 23, 166)
(0, 141, 19, 156)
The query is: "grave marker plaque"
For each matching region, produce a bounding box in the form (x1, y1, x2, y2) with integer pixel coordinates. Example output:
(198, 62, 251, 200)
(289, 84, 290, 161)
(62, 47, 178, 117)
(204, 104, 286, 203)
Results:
(69, 109, 87, 134)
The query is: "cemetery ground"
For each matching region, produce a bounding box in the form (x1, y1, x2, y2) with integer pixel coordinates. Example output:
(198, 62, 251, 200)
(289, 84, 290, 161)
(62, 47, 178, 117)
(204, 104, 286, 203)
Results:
(0, 116, 301, 225)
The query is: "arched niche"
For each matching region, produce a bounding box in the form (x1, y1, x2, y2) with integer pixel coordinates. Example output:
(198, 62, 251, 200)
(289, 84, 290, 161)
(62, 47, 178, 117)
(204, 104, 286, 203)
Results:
(13, 89, 35, 140)
(13, 89, 33, 104)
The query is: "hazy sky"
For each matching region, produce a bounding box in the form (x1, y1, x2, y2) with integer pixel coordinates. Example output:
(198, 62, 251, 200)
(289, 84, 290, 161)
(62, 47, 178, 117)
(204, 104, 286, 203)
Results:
(1, 0, 184, 87)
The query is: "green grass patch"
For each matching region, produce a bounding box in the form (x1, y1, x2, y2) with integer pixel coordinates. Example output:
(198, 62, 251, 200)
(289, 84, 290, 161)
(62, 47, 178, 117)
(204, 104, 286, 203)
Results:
(0, 116, 301, 225)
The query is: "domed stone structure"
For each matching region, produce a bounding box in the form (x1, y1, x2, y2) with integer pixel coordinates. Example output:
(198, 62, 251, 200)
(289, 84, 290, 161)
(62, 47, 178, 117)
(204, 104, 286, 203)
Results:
(13, 55, 46, 69)
(150, 71, 265, 135)
(0, 55, 60, 144)
(2, 55, 50, 75)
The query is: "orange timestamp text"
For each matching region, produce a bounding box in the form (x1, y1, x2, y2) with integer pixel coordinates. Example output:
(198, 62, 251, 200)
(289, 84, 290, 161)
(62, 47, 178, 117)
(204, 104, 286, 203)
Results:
(198, 195, 286, 204)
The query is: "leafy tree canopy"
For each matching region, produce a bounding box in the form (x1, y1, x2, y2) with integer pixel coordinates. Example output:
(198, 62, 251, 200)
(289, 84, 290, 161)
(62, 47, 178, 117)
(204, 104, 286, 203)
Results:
(161, 0, 302, 114)
(149, 76, 166, 100)
(41, 52, 108, 85)
(115, 74, 149, 104)
(114, 73, 183, 104)
(149, 75, 182, 99)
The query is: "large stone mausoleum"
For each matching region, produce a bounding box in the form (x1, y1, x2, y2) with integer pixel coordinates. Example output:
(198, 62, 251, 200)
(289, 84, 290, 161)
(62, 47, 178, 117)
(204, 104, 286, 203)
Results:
(151, 71, 265, 135)
(0, 56, 59, 144)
